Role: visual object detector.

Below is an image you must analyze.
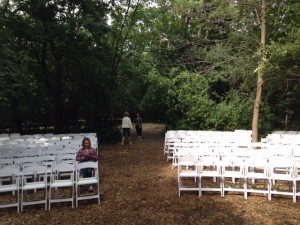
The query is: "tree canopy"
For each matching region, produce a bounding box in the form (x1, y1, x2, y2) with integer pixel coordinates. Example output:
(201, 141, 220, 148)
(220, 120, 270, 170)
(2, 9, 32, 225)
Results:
(0, 0, 299, 140)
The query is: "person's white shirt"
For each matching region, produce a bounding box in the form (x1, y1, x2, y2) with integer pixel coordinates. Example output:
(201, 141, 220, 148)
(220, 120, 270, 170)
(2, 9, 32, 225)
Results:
(122, 116, 132, 129)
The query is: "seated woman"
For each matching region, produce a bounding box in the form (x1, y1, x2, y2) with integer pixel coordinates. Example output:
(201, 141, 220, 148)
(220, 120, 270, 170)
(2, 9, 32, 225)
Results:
(76, 137, 98, 192)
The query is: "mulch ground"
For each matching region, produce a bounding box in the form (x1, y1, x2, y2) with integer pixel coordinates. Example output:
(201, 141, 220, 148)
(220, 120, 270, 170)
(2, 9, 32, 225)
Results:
(1, 124, 300, 225)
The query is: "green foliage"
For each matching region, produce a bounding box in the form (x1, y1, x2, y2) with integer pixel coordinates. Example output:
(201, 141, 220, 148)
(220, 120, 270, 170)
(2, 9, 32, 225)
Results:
(0, 0, 111, 133)
(262, 1, 300, 130)
(139, 68, 170, 121)
(1, 0, 300, 138)
(164, 70, 253, 131)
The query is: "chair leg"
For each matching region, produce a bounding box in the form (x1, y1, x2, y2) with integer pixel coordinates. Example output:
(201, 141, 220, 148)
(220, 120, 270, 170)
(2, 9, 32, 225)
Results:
(268, 180, 271, 201)
(199, 177, 202, 197)
(244, 179, 247, 199)
(49, 188, 52, 210)
(293, 180, 297, 203)
(178, 178, 181, 197)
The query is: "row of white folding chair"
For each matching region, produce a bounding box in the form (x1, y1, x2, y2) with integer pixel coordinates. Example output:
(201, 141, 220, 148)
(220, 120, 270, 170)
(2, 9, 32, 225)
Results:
(178, 154, 300, 202)
(164, 131, 252, 156)
(166, 129, 251, 138)
(164, 130, 203, 155)
(165, 130, 251, 140)
(165, 138, 211, 162)
(166, 130, 239, 138)
(0, 149, 77, 168)
(0, 144, 78, 158)
(171, 143, 255, 169)
(164, 137, 182, 160)
(0, 149, 77, 159)
(169, 138, 268, 155)
(0, 142, 78, 153)
(172, 141, 300, 167)
(0, 135, 96, 148)
(0, 161, 100, 212)
(178, 154, 259, 197)
(1, 134, 68, 141)
(23, 155, 73, 167)
(178, 155, 222, 197)
(252, 142, 300, 157)
(263, 133, 300, 145)
(273, 131, 299, 135)
(171, 144, 228, 168)
(165, 137, 237, 158)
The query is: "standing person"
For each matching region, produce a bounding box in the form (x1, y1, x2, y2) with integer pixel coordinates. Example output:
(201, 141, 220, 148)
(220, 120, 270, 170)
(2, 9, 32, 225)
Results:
(121, 111, 133, 145)
(135, 112, 143, 141)
(76, 137, 98, 192)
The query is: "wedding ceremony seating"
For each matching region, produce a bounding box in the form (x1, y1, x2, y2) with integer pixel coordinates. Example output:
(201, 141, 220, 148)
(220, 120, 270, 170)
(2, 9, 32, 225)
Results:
(0, 132, 100, 212)
(165, 130, 300, 202)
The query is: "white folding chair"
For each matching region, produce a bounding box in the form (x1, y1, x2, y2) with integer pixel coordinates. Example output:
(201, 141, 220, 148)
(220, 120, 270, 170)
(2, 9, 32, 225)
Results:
(221, 155, 246, 198)
(244, 156, 270, 199)
(198, 155, 223, 197)
(49, 162, 75, 209)
(178, 155, 199, 197)
(0, 167, 20, 212)
(75, 162, 100, 207)
(21, 164, 48, 211)
(165, 138, 181, 162)
(172, 141, 189, 169)
(268, 156, 294, 201)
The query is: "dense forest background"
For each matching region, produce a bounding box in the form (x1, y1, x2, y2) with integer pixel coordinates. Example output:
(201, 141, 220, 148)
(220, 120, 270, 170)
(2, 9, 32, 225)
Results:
(0, 0, 299, 141)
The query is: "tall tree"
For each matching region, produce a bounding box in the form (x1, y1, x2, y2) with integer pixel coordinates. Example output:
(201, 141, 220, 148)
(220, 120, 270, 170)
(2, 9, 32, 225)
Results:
(0, 0, 110, 133)
(252, 0, 266, 142)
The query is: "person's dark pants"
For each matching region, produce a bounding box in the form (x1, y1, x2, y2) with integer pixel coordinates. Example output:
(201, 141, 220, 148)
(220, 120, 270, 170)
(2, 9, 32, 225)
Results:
(80, 160, 95, 178)
(135, 126, 142, 136)
(122, 128, 131, 137)
(80, 168, 93, 178)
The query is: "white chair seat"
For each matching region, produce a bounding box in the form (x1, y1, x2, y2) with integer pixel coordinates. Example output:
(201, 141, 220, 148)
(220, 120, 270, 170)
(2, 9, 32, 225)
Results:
(0, 185, 18, 192)
(77, 178, 98, 185)
(51, 180, 73, 188)
(22, 182, 46, 190)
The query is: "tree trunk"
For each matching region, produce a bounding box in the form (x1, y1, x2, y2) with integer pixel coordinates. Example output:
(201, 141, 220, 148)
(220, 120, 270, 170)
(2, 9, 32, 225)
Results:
(54, 61, 65, 134)
(10, 97, 22, 133)
(252, 0, 266, 142)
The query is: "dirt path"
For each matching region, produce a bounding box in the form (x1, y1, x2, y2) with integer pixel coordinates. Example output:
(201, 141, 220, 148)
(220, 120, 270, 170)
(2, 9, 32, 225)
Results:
(1, 124, 300, 225)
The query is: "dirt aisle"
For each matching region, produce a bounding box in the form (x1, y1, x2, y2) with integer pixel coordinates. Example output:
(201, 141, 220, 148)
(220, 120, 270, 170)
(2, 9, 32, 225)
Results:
(99, 123, 178, 224)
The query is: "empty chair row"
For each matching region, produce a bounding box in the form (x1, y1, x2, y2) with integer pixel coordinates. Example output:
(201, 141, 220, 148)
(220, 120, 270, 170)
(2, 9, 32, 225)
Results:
(0, 161, 100, 212)
(0, 153, 78, 168)
(0, 145, 80, 160)
(0, 134, 98, 150)
(178, 154, 300, 203)
(169, 141, 300, 169)
(0, 139, 83, 150)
